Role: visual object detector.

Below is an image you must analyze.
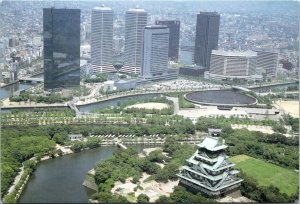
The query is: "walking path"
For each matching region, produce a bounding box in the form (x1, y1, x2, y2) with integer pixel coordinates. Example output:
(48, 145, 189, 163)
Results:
(7, 166, 24, 194)
(165, 96, 179, 115)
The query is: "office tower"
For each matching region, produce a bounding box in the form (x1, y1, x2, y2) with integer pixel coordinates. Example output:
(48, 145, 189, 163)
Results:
(91, 5, 114, 73)
(43, 8, 80, 90)
(155, 20, 180, 61)
(194, 12, 220, 69)
(123, 7, 147, 74)
(255, 49, 278, 78)
(142, 25, 169, 79)
(209, 50, 257, 80)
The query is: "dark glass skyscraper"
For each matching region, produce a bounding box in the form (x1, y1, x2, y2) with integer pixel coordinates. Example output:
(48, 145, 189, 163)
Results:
(43, 8, 80, 90)
(194, 12, 220, 69)
(155, 20, 180, 61)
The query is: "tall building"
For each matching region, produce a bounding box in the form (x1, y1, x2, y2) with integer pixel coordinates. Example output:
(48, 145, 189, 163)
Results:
(43, 8, 81, 90)
(194, 12, 220, 69)
(123, 7, 147, 74)
(141, 25, 169, 79)
(155, 20, 180, 61)
(91, 5, 114, 73)
(206, 50, 260, 80)
(177, 129, 243, 196)
(255, 49, 278, 78)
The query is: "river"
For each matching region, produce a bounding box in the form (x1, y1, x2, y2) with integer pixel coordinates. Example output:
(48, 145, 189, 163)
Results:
(0, 83, 34, 100)
(18, 145, 149, 203)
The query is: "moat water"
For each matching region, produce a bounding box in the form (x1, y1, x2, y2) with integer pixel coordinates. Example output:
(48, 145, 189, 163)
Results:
(18, 145, 148, 203)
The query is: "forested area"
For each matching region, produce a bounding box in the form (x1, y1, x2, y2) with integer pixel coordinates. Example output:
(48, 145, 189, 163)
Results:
(2, 112, 299, 202)
(9, 91, 71, 103)
(1, 127, 56, 197)
(91, 138, 212, 203)
(194, 116, 299, 170)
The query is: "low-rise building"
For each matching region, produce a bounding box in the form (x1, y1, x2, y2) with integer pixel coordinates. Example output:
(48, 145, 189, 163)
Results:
(205, 50, 262, 81)
(68, 134, 83, 141)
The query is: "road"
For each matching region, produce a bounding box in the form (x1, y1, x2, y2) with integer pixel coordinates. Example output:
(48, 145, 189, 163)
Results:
(165, 96, 179, 115)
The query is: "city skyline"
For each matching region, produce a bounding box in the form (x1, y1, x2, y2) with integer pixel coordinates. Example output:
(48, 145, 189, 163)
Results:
(0, 1, 299, 203)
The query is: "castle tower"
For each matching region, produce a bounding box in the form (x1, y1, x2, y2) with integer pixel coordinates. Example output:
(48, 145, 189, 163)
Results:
(177, 129, 243, 197)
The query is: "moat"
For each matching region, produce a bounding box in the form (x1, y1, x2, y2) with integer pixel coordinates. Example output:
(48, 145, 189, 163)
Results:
(18, 145, 148, 203)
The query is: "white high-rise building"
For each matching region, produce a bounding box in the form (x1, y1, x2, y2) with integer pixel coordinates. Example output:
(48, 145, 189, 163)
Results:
(91, 4, 114, 73)
(123, 7, 147, 74)
(255, 49, 278, 78)
(141, 25, 169, 79)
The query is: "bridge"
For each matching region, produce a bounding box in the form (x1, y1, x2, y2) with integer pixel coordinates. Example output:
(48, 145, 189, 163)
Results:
(67, 102, 81, 117)
(247, 81, 298, 89)
(19, 77, 44, 83)
(19, 70, 44, 83)
(116, 140, 127, 149)
(232, 86, 252, 92)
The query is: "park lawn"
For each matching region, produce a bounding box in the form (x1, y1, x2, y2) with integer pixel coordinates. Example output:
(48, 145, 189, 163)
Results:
(230, 154, 299, 196)
(178, 95, 195, 108)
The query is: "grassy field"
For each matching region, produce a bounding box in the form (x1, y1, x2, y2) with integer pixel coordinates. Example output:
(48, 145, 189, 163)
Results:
(164, 93, 195, 109)
(230, 155, 299, 196)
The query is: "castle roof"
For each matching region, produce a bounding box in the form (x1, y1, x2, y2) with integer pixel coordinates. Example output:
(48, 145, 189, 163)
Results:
(197, 136, 227, 151)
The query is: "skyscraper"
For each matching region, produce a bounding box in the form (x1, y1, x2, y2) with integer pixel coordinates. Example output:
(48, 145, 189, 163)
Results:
(43, 8, 80, 90)
(155, 20, 180, 61)
(123, 7, 147, 74)
(91, 5, 114, 73)
(194, 12, 220, 69)
(142, 25, 169, 79)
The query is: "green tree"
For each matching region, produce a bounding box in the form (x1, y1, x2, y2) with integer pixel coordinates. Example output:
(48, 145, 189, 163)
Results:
(53, 131, 68, 144)
(156, 195, 172, 203)
(137, 194, 150, 203)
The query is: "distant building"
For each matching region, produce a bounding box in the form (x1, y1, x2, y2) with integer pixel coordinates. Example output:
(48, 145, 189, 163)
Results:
(177, 131, 243, 196)
(141, 25, 169, 79)
(9, 38, 18, 47)
(114, 79, 137, 91)
(103, 80, 116, 92)
(180, 45, 194, 65)
(68, 134, 83, 141)
(123, 7, 147, 74)
(91, 5, 114, 73)
(155, 20, 180, 61)
(255, 49, 278, 78)
(179, 65, 206, 77)
(43, 8, 81, 90)
(205, 50, 262, 81)
(194, 12, 220, 69)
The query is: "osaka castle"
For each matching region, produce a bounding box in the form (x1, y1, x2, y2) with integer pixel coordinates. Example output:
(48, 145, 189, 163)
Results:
(177, 130, 243, 197)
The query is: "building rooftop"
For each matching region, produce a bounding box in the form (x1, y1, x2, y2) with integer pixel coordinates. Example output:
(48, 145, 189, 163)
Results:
(145, 25, 168, 29)
(199, 11, 220, 16)
(197, 136, 227, 151)
(127, 7, 146, 13)
(212, 50, 257, 57)
(94, 4, 112, 11)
